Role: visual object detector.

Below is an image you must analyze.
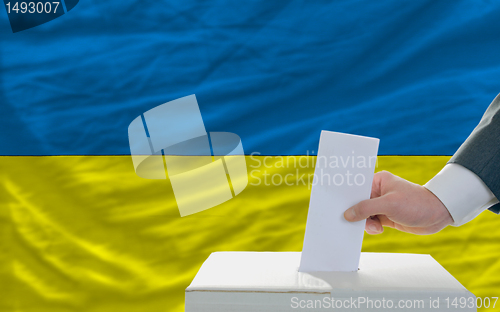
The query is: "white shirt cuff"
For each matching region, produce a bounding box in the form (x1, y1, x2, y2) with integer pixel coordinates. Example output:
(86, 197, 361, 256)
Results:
(424, 163, 499, 227)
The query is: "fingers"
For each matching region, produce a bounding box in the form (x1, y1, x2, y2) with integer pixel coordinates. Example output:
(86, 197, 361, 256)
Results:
(344, 195, 395, 222)
(370, 170, 394, 199)
(365, 215, 398, 235)
(370, 173, 382, 199)
(377, 214, 396, 229)
(365, 216, 383, 234)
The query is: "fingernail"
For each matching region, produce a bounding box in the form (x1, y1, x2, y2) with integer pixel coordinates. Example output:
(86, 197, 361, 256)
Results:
(368, 224, 378, 232)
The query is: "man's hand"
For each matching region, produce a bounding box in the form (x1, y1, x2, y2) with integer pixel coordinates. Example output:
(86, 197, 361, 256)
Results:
(344, 171, 454, 235)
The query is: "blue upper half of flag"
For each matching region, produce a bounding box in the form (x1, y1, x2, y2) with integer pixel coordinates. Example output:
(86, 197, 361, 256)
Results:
(0, 0, 499, 155)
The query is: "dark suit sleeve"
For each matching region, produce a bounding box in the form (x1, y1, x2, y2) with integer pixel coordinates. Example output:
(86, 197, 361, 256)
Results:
(449, 93, 500, 214)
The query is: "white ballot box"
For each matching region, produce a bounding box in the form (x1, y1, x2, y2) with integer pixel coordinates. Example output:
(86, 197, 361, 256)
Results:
(185, 252, 476, 312)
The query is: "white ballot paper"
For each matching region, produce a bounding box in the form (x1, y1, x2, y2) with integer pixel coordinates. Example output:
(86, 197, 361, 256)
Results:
(299, 131, 379, 272)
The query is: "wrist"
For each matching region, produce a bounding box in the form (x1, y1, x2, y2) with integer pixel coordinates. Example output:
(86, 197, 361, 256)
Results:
(423, 186, 454, 229)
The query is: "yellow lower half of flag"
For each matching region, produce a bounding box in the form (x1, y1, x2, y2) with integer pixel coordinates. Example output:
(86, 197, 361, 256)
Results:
(1, 156, 499, 311)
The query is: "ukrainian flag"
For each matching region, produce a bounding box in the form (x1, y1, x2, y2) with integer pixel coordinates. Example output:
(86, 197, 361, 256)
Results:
(1, 1, 500, 311)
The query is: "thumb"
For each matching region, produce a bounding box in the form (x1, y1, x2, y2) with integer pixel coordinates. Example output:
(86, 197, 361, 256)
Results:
(344, 195, 394, 222)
